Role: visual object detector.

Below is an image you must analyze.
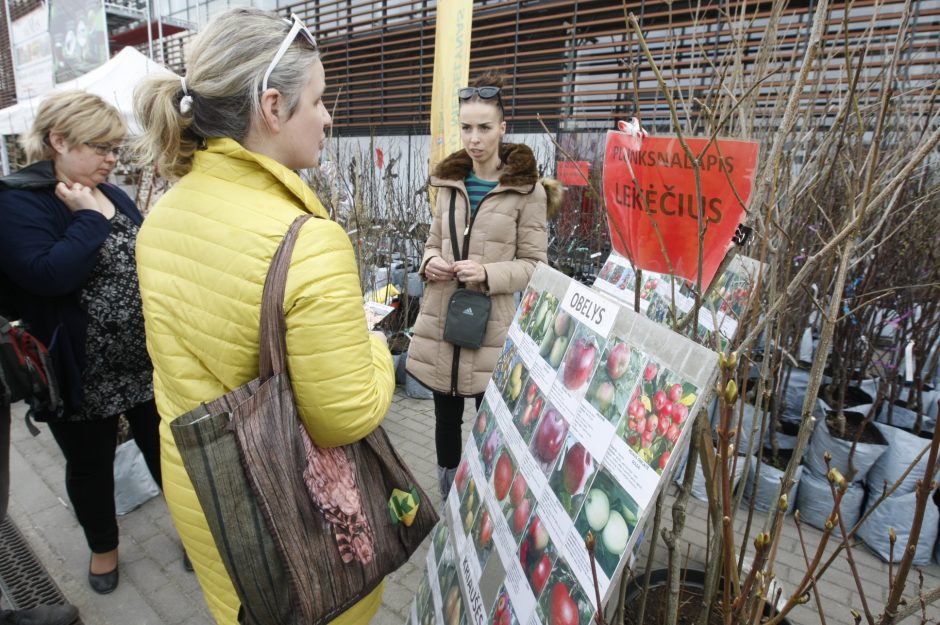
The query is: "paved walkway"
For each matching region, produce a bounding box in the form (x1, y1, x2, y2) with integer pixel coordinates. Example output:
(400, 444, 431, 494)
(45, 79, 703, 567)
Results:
(6, 392, 940, 624)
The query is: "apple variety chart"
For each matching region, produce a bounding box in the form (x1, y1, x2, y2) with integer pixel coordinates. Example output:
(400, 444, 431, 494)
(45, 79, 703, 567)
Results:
(592, 251, 764, 352)
(410, 263, 719, 625)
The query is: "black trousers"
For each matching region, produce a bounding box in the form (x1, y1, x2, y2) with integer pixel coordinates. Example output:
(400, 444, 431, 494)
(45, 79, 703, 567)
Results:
(48, 398, 162, 553)
(433, 392, 483, 469)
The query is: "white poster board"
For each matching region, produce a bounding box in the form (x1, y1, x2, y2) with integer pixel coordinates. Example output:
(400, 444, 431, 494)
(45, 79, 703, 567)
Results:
(11, 5, 55, 101)
(593, 251, 764, 350)
(412, 263, 719, 625)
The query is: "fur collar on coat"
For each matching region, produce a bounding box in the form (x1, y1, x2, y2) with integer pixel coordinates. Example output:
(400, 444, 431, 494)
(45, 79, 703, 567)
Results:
(432, 143, 563, 219)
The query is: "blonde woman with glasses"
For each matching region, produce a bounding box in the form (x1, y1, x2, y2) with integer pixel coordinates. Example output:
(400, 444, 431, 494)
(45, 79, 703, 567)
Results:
(0, 90, 162, 596)
(133, 8, 394, 625)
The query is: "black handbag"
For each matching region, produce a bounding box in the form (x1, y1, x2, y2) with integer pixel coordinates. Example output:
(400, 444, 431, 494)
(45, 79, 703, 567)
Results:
(441, 189, 491, 349)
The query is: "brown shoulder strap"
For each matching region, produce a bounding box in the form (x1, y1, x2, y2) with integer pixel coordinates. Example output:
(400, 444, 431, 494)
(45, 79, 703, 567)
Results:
(259, 214, 315, 379)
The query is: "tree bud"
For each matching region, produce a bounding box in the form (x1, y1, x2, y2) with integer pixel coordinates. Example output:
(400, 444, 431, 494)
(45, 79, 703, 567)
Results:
(725, 379, 738, 404)
(827, 468, 846, 490)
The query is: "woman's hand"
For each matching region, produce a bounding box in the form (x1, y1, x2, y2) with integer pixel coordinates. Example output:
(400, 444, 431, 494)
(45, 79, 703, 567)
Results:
(425, 256, 455, 282)
(55, 182, 100, 214)
(452, 260, 486, 284)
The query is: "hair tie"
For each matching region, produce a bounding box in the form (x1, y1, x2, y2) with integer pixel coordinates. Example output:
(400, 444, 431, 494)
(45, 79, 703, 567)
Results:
(179, 76, 193, 114)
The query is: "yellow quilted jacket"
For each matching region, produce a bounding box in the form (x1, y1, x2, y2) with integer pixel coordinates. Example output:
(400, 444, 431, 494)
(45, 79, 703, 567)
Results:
(136, 138, 395, 625)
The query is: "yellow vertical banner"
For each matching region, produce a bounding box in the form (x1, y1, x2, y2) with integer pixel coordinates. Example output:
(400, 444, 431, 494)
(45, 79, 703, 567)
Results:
(429, 0, 473, 177)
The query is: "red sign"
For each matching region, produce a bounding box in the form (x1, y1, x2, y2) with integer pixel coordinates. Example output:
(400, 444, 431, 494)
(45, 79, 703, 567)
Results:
(603, 132, 759, 290)
(556, 160, 591, 186)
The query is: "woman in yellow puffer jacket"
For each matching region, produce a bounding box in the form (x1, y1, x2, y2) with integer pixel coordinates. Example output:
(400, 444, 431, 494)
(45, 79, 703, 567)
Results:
(131, 8, 395, 625)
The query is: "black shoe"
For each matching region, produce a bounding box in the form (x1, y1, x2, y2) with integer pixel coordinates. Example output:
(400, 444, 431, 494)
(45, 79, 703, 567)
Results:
(0, 603, 79, 625)
(182, 551, 193, 572)
(88, 559, 119, 594)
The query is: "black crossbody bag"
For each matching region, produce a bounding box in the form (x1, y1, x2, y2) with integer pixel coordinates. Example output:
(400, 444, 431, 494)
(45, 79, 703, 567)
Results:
(442, 189, 491, 349)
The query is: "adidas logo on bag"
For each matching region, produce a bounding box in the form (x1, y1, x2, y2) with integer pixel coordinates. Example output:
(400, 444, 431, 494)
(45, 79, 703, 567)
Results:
(463, 307, 474, 316)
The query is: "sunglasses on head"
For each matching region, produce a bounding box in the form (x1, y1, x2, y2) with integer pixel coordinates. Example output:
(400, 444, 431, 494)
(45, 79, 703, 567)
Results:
(261, 13, 318, 93)
(457, 86, 501, 100)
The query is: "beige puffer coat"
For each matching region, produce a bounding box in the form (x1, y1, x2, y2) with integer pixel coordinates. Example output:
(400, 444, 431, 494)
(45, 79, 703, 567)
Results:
(406, 143, 562, 396)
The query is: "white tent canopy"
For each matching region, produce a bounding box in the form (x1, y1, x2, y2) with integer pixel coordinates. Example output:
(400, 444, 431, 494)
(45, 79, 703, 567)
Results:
(0, 46, 178, 137)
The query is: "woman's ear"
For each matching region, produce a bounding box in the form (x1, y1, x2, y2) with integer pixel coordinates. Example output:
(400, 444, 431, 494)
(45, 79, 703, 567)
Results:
(258, 88, 283, 132)
(47, 132, 69, 154)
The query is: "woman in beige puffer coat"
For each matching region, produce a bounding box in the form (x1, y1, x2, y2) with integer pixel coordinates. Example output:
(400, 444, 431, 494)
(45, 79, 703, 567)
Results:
(406, 72, 562, 498)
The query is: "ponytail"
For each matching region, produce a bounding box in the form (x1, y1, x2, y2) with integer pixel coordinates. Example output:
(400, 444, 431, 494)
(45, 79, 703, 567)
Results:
(132, 75, 200, 181)
(132, 7, 319, 182)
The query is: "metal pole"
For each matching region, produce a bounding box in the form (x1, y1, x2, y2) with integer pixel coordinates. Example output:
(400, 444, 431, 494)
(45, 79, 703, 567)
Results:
(1, 137, 10, 176)
(144, 0, 153, 59)
(3, 0, 16, 94)
(2, 0, 17, 174)
(156, 10, 164, 64)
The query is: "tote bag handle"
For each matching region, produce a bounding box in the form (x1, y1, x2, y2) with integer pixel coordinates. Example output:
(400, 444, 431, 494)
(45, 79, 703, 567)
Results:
(258, 214, 315, 380)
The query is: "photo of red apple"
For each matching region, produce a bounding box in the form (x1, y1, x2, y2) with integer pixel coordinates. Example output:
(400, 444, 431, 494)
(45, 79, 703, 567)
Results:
(561, 442, 592, 496)
(488, 589, 517, 625)
(549, 583, 578, 625)
(510, 473, 527, 506)
(476, 409, 488, 436)
(471, 502, 497, 570)
(535, 556, 594, 625)
(517, 288, 540, 330)
(547, 438, 596, 521)
(454, 458, 470, 494)
(492, 451, 514, 501)
(585, 340, 644, 426)
(530, 552, 551, 595)
(530, 515, 549, 551)
(511, 498, 531, 535)
(606, 341, 631, 380)
(532, 409, 568, 466)
(616, 365, 698, 473)
(482, 428, 501, 470)
(503, 472, 532, 541)
(479, 508, 493, 548)
(519, 513, 556, 598)
(562, 336, 598, 390)
(512, 381, 545, 444)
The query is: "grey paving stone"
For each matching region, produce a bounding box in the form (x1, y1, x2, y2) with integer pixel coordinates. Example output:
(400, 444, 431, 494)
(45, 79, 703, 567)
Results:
(8, 392, 940, 625)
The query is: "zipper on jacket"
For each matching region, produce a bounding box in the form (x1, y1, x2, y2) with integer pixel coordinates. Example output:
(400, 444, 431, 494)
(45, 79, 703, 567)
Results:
(448, 188, 462, 395)
(446, 185, 513, 396)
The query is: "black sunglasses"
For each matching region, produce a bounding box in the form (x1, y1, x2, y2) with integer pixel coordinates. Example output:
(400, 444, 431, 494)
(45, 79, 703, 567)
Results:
(458, 86, 501, 100)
